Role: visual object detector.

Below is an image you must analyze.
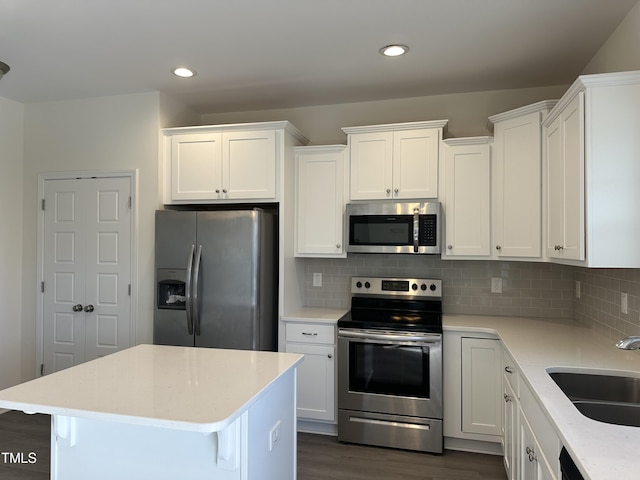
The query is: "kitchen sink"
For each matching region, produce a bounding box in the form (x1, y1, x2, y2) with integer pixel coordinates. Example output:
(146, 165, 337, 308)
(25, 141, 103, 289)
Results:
(548, 370, 640, 427)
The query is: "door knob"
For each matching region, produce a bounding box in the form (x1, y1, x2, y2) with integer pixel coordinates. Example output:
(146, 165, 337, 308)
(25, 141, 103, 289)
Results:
(84, 305, 94, 313)
(72, 304, 83, 312)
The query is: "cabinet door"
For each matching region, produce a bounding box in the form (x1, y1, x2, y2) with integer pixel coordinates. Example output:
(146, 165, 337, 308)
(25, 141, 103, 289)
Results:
(170, 133, 222, 201)
(519, 411, 557, 480)
(222, 129, 277, 200)
(461, 338, 502, 436)
(444, 143, 491, 257)
(494, 112, 542, 258)
(560, 93, 585, 261)
(545, 115, 564, 258)
(349, 132, 393, 200)
(392, 128, 439, 199)
(295, 147, 346, 257)
(545, 93, 585, 261)
(285, 343, 335, 422)
(503, 375, 518, 480)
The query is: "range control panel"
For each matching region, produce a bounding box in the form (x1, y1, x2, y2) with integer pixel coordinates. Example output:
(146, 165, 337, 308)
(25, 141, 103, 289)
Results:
(351, 276, 442, 298)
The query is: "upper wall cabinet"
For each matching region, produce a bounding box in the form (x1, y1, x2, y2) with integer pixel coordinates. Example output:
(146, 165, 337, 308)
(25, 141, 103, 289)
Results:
(342, 120, 447, 201)
(542, 70, 640, 267)
(294, 145, 348, 258)
(442, 137, 492, 258)
(488, 101, 556, 260)
(162, 121, 308, 204)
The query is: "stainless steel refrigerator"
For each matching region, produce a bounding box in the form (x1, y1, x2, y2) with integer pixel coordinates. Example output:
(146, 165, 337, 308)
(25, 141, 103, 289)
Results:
(153, 209, 277, 350)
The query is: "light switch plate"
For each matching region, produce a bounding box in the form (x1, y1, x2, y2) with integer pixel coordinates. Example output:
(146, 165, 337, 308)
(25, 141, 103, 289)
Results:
(491, 277, 502, 294)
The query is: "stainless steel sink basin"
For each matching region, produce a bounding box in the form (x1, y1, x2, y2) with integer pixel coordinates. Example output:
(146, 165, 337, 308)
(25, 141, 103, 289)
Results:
(573, 401, 640, 427)
(549, 371, 640, 427)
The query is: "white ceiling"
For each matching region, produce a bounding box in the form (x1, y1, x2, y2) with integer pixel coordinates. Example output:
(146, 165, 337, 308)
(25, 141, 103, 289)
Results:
(0, 0, 636, 114)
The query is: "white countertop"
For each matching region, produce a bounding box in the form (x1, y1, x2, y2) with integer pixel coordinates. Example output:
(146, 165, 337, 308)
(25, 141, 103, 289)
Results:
(444, 314, 640, 480)
(282, 307, 348, 323)
(0, 344, 303, 433)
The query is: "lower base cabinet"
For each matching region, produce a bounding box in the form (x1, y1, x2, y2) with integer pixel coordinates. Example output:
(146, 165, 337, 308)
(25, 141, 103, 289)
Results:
(284, 322, 336, 423)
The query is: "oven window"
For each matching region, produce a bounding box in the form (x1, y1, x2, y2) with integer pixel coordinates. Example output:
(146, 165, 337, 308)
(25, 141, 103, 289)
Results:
(349, 215, 412, 245)
(348, 342, 430, 398)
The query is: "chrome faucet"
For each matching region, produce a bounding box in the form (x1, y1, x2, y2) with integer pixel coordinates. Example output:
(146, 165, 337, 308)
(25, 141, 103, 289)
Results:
(615, 336, 640, 350)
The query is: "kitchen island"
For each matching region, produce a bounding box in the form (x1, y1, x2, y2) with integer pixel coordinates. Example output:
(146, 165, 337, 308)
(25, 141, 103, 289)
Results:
(0, 344, 304, 480)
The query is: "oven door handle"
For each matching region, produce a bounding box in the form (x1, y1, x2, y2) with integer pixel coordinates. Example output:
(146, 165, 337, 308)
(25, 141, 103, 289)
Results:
(338, 329, 441, 345)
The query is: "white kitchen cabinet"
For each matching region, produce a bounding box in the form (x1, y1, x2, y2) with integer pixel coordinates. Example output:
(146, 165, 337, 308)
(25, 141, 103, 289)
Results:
(442, 137, 492, 258)
(343, 121, 447, 200)
(284, 322, 336, 423)
(519, 409, 557, 480)
(544, 92, 585, 262)
(294, 145, 347, 257)
(502, 349, 519, 480)
(461, 337, 502, 436)
(443, 330, 502, 454)
(488, 101, 556, 260)
(543, 70, 640, 267)
(162, 121, 308, 204)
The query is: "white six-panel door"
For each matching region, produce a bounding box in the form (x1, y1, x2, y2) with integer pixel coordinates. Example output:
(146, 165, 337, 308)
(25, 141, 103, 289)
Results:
(42, 176, 132, 374)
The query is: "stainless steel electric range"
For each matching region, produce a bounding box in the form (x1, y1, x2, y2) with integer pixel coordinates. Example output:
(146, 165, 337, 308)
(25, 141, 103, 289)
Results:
(337, 276, 443, 454)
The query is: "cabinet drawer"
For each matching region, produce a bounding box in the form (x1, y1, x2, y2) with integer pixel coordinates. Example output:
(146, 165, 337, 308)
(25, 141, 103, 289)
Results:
(285, 323, 335, 344)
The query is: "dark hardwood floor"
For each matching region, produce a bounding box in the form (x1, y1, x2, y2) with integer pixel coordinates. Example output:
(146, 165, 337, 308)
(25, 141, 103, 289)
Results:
(297, 433, 507, 480)
(0, 411, 506, 479)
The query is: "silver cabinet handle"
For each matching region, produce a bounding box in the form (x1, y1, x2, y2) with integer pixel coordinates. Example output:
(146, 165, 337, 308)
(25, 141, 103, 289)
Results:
(72, 304, 83, 312)
(84, 305, 94, 313)
(328, 354, 333, 359)
(496, 245, 502, 251)
(447, 245, 453, 250)
(505, 366, 514, 374)
(386, 188, 391, 195)
(215, 189, 220, 194)
(504, 393, 511, 403)
(301, 332, 318, 336)
(336, 244, 341, 249)
(394, 188, 399, 195)
(526, 446, 536, 462)
(222, 189, 228, 194)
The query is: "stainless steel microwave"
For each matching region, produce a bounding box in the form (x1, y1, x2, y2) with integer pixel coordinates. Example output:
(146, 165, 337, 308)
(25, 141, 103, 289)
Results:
(346, 202, 441, 254)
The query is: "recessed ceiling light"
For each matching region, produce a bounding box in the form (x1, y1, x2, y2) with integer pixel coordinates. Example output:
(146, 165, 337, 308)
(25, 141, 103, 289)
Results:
(379, 45, 409, 57)
(0, 61, 10, 80)
(173, 67, 196, 78)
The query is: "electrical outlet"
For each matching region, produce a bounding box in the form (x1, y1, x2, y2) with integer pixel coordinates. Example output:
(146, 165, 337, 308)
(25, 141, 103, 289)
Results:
(575, 281, 581, 299)
(491, 277, 502, 294)
(269, 420, 281, 451)
(313, 272, 322, 287)
(622, 292, 628, 314)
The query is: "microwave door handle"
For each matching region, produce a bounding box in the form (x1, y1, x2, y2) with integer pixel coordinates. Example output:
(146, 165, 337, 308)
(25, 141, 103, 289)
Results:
(413, 208, 420, 253)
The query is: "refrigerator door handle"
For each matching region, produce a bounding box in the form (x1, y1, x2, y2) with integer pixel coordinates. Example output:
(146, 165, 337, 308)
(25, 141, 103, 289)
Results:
(193, 245, 203, 336)
(185, 244, 195, 335)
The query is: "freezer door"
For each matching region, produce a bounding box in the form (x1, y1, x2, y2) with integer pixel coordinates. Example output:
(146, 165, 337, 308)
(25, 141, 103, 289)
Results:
(194, 210, 276, 350)
(153, 210, 197, 346)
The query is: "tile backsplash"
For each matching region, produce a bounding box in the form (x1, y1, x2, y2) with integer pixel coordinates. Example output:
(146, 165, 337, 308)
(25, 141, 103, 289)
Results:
(303, 255, 574, 319)
(573, 268, 640, 343)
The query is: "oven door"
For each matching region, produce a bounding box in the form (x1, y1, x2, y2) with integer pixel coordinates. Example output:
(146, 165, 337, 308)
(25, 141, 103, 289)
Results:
(338, 328, 442, 419)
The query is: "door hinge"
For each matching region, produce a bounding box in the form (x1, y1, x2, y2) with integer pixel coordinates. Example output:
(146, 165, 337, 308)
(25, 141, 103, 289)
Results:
(40, 364, 44, 376)
(128, 196, 132, 209)
(41, 199, 45, 211)
(41, 281, 45, 293)
(128, 284, 131, 296)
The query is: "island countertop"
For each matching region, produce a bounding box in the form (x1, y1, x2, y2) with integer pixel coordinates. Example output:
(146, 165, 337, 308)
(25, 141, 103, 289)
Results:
(0, 344, 304, 433)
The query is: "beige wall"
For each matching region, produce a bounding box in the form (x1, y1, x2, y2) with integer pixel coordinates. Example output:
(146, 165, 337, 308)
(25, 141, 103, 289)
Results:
(0, 97, 24, 389)
(201, 85, 568, 144)
(582, 0, 640, 74)
(21, 92, 161, 380)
